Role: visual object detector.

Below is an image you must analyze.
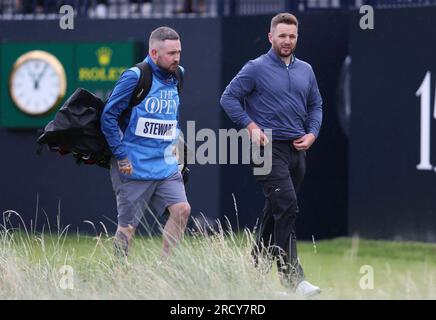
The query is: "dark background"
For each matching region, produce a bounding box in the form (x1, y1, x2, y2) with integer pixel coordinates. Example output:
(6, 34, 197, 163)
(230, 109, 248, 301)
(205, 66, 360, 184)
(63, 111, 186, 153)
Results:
(1, 7, 435, 242)
(349, 7, 436, 241)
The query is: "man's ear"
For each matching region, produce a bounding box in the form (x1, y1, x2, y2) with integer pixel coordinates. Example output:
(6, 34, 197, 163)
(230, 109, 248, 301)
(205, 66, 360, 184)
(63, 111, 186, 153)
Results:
(268, 32, 273, 45)
(150, 48, 158, 60)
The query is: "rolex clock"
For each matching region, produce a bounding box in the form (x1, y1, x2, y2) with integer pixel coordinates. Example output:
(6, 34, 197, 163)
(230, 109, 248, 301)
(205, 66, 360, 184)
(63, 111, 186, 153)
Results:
(9, 50, 67, 116)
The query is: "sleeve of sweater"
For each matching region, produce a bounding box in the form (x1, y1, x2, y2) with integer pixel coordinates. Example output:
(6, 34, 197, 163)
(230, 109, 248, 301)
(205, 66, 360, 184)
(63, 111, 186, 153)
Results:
(100, 70, 139, 160)
(220, 61, 256, 128)
(306, 67, 323, 137)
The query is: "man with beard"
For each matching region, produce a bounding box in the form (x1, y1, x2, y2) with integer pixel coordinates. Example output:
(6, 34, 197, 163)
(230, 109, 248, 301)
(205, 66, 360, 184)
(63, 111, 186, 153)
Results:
(220, 13, 322, 296)
(101, 26, 190, 262)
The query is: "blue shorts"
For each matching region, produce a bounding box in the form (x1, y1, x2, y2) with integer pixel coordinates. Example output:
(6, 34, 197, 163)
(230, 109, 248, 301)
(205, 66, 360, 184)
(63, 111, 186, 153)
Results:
(110, 159, 188, 228)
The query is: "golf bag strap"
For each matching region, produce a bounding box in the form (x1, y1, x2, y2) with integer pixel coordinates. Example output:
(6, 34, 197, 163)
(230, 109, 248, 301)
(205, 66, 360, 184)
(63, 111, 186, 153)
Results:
(174, 66, 184, 93)
(129, 61, 152, 108)
(129, 62, 183, 108)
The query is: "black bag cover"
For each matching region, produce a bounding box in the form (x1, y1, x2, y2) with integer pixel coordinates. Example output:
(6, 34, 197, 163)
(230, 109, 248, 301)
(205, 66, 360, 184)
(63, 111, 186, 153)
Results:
(37, 88, 111, 169)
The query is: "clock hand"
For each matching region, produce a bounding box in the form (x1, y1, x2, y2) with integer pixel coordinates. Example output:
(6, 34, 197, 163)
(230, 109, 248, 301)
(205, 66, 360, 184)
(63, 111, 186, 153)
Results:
(34, 63, 48, 90)
(27, 67, 38, 89)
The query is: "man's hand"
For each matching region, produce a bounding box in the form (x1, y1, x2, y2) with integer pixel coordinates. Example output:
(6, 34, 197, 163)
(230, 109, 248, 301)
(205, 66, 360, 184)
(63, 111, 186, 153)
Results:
(118, 158, 133, 175)
(247, 122, 269, 146)
(293, 133, 316, 151)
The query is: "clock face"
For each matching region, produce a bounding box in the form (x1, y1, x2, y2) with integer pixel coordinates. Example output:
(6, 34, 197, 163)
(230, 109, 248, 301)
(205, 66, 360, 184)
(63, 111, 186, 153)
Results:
(9, 50, 67, 116)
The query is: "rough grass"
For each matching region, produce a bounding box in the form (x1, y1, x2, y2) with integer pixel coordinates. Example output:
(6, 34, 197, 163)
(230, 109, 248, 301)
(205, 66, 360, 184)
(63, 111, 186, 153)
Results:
(1, 216, 436, 300)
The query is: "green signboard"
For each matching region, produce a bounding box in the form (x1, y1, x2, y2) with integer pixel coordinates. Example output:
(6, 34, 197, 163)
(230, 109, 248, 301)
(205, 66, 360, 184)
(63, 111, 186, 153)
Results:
(76, 42, 140, 100)
(0, 41, 139, 128)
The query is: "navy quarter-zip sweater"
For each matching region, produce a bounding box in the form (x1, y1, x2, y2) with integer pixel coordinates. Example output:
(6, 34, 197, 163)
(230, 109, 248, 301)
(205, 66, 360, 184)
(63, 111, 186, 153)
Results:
(220, 48, 323, 140)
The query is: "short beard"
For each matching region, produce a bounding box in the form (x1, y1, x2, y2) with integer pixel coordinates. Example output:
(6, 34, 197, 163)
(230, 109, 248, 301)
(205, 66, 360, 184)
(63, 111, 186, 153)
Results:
(273, 44, 296, 58)
(156, 59, 177, 73)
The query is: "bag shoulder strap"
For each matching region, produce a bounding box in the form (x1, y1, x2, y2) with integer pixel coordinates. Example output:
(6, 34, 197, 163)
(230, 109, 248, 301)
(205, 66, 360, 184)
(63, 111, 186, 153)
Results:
(122, 62, 184, 122)
(129, 62, 184, 108)
(129, 61, 153, 108)
(174, 66, 184, 93)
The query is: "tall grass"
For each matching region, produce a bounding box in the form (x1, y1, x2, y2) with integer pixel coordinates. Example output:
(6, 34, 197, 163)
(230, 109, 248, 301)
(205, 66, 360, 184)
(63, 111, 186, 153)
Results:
(1, 210, 436, 299)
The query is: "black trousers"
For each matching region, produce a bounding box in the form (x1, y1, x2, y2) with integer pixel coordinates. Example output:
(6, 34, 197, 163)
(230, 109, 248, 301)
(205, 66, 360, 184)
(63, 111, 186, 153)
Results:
(252, 140, 306, 288)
